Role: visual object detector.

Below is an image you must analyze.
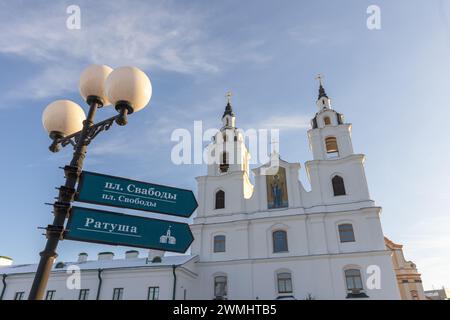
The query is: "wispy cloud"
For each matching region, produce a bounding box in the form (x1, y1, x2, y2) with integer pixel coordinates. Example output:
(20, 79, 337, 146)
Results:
(252, 114, 310, 130)
(287, 23, 351, 47)
(0, 1, 270, 101)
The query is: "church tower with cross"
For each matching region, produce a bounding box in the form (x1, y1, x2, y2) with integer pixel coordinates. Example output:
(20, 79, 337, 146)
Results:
(305, 76, 371, 205)
(190, 79, 400, 300)
(196, 92, 254, 219)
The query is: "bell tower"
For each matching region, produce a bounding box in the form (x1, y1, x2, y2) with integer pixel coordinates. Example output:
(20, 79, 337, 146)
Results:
(207, 92, 251, 177)
(306, 76, 371, 204)
(195, 93, 254, 218)
(308, 76, 354, 160)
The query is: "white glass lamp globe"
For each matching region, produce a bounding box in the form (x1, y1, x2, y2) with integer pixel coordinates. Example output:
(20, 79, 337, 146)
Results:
(104, 66, 152, 113)
(42, 100, 86, 137)
(79, 64, 113, 106)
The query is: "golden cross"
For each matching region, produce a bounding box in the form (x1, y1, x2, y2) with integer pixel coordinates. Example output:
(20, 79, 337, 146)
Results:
(226, 91, 232, 104)
(315, 74, 324, 86)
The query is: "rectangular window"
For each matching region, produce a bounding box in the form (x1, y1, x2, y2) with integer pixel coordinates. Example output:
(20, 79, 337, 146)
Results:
(79, 289, 90, 300)
(338, 224, 355, 242)
(273, 230, 288, 253)
(148, 286, 160, 300)
(112, 288, 124, 300)
(277, 273, 293, 293)
(214, 276, 227, 299)
(214, 235, 226, 252)
(14, 292, 25, 300)
(345, 270, 363, 292)
(45, 290, 56, 300)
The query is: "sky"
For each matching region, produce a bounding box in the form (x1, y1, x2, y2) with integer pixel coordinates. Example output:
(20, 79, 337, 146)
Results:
(0, 0, 449, 291)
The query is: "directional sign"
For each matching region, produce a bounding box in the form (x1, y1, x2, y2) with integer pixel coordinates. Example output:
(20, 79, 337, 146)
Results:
(75, 171, 197, 218)
(65, 206, 194, 253)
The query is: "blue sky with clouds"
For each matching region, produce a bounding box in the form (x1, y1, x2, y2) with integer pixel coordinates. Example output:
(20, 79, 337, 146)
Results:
(0, 0, 449, 290)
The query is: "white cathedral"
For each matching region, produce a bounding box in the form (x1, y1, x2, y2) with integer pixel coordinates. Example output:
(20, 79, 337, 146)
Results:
(0, 82, 401, 300)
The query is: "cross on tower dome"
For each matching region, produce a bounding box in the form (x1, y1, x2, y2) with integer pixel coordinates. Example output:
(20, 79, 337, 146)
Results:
(316, 74, 329, 100)
(222, 91, 235, 118)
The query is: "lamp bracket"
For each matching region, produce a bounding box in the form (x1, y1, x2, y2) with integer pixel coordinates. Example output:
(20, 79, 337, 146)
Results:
(49, 115, 119, 152)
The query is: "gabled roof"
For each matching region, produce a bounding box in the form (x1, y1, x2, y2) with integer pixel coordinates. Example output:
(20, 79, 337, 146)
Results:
(252, 154, 300, 174)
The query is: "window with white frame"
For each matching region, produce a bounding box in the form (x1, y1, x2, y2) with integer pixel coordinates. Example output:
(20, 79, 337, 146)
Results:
(213, 235, 226, 253)
(277, 272, 293, 294)
(214, 275, 227, 299)
(78, 289, 89, 300)
(338, 224, 355, 242)
(148, 286, 159, 300)
(45, 290, 55, 300)
(112, 288, 124, 300)
(272, 230, 288, 253)
(14, 291, 25, 300)
(345, 269, 364, 293)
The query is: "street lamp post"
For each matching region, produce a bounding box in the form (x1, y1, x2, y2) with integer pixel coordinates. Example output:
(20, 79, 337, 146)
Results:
(28, 65, 152, 300)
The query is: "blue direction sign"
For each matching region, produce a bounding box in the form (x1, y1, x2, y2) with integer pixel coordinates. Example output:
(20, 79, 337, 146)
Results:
(65, 207, 194, 253)
(75, 171, 197, 218)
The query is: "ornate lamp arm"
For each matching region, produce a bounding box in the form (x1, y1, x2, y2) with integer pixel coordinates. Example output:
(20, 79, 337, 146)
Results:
(49, 114, 121, 152)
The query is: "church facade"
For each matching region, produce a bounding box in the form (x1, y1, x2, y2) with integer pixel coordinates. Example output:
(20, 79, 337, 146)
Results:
(0, 83, 401, 300)
(188, 83, 400, 300)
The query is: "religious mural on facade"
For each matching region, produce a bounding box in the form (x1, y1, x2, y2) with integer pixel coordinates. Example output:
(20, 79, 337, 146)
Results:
(266, 167, 289, 209)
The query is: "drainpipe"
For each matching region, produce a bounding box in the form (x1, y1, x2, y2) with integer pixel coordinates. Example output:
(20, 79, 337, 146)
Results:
(0, 274, 6, 300)
(96, 269, 103, 300)
(172, 265, 178, 300)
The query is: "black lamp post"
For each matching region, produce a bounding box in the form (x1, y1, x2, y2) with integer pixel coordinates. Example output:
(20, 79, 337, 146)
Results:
(28, 65, 152, 300)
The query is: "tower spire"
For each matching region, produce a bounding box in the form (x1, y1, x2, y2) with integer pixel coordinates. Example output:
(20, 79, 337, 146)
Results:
(315, 74, 331, 110)
(316, 74, 328, 100)
(222, 91, 235, 118)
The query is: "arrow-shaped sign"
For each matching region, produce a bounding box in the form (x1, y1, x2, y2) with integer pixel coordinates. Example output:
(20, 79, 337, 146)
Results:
(65, 206, 194, 253)
(75, 171, 198, 218)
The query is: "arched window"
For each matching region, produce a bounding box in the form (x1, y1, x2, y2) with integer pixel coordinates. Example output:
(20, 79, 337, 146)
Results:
(323, 116, 331, 125)
(277, 272, 293, 294)
(219, 152, 229, 173)
(214, 276, 227, 299)
(214, 235, 226, 252)
(345, 269, 363, 293)
(215, 190, 225, 209)
(325, 137, 339, 158)
(272, 230, 288, 253)
(338, 224, 355, 242)
(332, 175, 346, 196)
